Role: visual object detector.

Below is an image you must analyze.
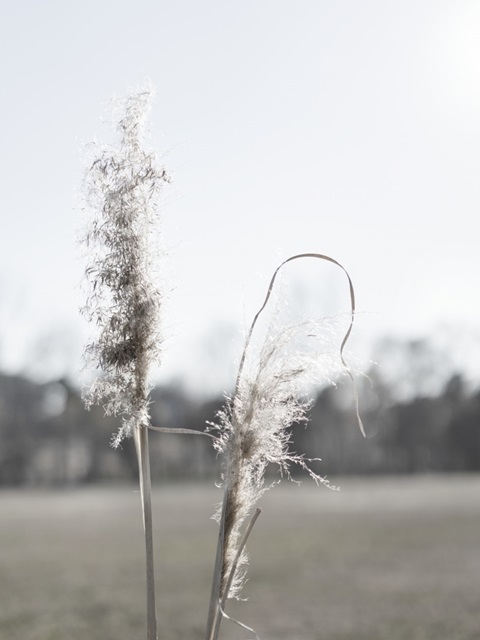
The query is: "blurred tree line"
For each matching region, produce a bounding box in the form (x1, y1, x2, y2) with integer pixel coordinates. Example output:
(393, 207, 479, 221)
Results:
(0, 338, 479, 486)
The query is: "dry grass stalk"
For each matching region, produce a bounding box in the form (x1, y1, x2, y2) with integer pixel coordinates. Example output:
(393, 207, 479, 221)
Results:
(205, 253, 362, 640)
(81, 85, 170, 640)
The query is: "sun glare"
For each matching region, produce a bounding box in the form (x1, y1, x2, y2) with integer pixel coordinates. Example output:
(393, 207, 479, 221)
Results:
(445, 3, 480, 108)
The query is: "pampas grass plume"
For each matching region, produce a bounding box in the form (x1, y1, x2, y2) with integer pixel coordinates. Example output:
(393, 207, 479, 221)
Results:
(81, 86, 170, 446)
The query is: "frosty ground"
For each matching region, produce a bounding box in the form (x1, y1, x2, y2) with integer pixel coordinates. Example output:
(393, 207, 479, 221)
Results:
(1, 475, 479, 640)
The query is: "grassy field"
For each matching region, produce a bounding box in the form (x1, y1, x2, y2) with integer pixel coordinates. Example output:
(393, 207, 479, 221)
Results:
(1, 475, 479, 640)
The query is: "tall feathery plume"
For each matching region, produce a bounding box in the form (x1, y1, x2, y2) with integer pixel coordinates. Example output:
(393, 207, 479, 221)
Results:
(205, 253, 362, 640)
(81, 86, 170, 640)
(81, 87, 169, 445)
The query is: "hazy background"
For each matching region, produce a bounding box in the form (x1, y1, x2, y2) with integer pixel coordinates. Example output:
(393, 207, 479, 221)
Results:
(1, 5, 480, 638)
(1, 0, 479, 394)
(1, 0, 479, 486)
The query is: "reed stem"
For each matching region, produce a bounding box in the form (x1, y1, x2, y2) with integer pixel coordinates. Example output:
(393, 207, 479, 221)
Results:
(135, 425, 158, 640)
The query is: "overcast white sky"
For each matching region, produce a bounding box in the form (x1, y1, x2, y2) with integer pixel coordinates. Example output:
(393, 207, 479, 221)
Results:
(1, 1, 479, 392)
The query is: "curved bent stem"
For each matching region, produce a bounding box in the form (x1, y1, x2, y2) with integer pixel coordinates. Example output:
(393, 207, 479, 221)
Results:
(235, 253, 364, 435)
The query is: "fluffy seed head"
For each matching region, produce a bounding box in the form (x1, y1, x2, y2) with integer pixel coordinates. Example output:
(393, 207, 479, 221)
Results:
(80, 86, 170, 446)
(213, 317, 346, 599)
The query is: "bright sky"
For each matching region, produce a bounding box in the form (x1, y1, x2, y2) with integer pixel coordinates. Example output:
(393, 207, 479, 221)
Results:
(1, 1, 479, 393)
